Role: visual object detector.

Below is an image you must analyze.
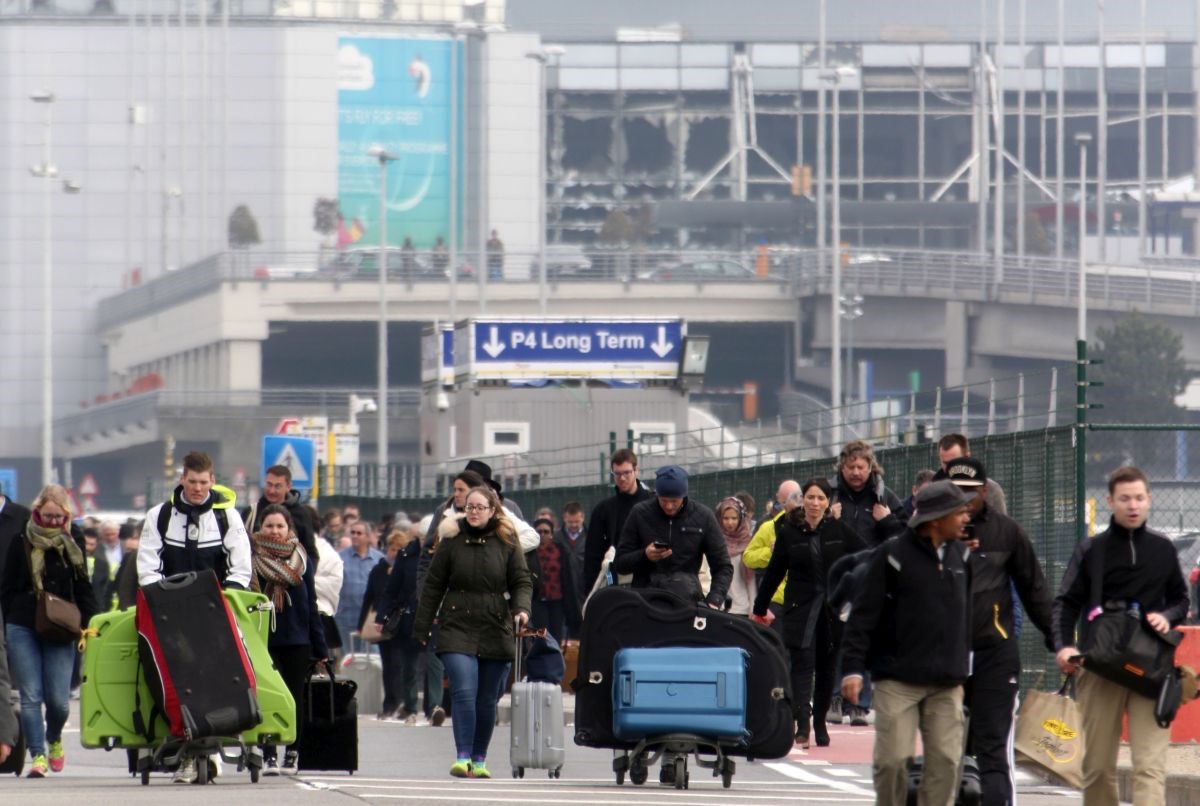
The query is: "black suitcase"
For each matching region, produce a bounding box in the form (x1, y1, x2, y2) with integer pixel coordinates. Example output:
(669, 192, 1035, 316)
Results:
(905, 708, 982, 806)
(136, 571, 261, 741)
(296, 672, 358, 773)
(573, 586, 793, 760)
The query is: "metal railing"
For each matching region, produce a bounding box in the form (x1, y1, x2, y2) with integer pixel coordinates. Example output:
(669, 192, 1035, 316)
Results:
(1, 0, 501, 23)
(96, 244, 1200, 330)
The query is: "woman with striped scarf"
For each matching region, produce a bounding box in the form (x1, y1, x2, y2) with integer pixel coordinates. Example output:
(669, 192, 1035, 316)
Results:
(250, 503, 329, 775)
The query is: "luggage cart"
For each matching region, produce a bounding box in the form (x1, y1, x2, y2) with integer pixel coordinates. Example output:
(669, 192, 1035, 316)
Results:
(612, 733, 737, 790)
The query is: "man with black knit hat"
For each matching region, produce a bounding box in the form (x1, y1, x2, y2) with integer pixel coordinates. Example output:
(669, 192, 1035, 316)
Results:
(947, 456, 1055, 806)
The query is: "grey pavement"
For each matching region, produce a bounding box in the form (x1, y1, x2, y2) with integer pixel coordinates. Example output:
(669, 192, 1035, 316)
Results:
(0, 699, 1095, 805)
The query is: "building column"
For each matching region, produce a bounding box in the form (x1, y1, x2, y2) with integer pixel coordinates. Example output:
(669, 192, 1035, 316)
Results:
(944, 300, 969, 388)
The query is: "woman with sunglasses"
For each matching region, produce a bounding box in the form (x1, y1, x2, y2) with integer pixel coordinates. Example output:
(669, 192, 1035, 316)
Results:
(0, 485, 99, 777)
(413, 485, 532, 779)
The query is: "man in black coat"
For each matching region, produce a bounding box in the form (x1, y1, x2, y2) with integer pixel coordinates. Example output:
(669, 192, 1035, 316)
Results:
(840, 480, 973, 806)
(583, 448, 652, 592)
(0, 484, 30, 585)
(948, 457, 1055, 806)
(243, 465, 316, 548)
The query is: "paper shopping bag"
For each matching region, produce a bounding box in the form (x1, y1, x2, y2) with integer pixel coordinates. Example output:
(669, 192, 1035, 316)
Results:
(1014, 683, 1084, 789)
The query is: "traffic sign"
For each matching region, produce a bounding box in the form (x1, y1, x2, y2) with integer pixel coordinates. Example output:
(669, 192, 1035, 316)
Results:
(276, 417, 300, 435)
(0, 468, 17, 502)
(289, 416, 329, 465)
(455, 318, 685, 381)
(262, 436, 316, 491)
(78, 473, 100, 497)
(330, 423, 360, 466)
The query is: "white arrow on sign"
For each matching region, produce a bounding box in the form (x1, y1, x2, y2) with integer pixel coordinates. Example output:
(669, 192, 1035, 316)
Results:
(273, 443, 310, 483)
(481, 326, 506, 358)
(650, 325, 674, 358)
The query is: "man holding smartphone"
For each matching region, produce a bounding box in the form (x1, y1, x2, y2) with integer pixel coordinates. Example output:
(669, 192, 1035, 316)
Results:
(613, 464, 732, 784)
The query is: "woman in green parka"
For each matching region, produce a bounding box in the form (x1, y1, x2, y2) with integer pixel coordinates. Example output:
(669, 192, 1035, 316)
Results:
(412, 485, 532, 779)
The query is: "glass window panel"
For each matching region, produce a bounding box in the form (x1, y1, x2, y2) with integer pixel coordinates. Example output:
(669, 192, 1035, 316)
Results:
(922, 45, 972, 68)
(680, 67, 728, 91)
(755, 67, 802, 91)
(1047, 45, 1100, 68)
(1106, 44, 1165, 68)
(561, 45, 617, 68)
(621, 67, 680, 91)
(559, 67, 619, 92)
(681, 44, 729, 66)
(619, 44, 679, 67)
(862, 44, 919, 67)
(750, 44, 800, 67)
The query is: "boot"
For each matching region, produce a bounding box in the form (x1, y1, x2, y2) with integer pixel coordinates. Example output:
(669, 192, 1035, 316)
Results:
(813, 717, 830, 747)
(794, 705, 811, 749)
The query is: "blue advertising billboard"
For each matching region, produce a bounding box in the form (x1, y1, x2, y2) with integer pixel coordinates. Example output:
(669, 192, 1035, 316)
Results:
(337, 36, 463, 249)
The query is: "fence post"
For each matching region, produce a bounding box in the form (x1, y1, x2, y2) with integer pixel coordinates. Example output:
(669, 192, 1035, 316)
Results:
(933, 387, 942, 438)
(987, 378, 996, 436)
(626, 429, 634, 452)
(608, 431, 617, 457)
(1075, 341, 1088, 542)
(1048, 367, 1058, 428)
(907, 392, 917, 445)
(960, 386, 969, 434)
(1016, 373, 1025, 432)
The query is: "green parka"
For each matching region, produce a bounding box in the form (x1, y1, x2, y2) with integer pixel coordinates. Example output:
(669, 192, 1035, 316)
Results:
(412, 511, 533, 661)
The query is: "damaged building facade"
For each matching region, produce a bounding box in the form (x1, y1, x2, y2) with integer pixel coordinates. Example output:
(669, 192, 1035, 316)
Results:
(511, 0, 1200, 259)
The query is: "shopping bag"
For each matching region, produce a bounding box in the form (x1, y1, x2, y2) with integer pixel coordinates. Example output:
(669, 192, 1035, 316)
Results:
(1014, 682, 1083, 789)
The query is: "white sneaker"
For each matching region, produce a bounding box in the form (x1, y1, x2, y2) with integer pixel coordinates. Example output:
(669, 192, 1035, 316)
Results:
(172, 757, 198, 784)
(404, 713, 418, 726)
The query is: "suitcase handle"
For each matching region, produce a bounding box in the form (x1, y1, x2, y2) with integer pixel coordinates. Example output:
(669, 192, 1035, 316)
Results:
(513, 616, 523, 682)
(158, 572, 199, 590)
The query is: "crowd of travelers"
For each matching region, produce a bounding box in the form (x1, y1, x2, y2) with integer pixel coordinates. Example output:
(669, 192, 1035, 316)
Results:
(0, 436, 1189, 805)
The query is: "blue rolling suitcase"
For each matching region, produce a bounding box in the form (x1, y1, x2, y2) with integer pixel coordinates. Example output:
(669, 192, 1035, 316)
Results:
(612, 647, 748, 742)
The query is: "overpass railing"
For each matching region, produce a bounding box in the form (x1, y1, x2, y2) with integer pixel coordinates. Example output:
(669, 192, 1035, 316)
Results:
(96, 245, 1200, 330)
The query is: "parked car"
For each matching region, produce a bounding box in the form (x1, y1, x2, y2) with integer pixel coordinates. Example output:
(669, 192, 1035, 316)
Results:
(325, 248, 470, 279)
(632, 256, 761, 282)
(538, 244, 600, 280)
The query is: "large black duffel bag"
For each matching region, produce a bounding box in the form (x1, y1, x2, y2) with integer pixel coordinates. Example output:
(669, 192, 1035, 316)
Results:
(572, 586, 793, 760)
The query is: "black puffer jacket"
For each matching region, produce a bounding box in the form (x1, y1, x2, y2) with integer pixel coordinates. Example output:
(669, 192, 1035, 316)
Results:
(830, 473, 906, 548)
(840, 528, 972, 687)
(584, 482, 653, 590)
(613, 498, 733, 608)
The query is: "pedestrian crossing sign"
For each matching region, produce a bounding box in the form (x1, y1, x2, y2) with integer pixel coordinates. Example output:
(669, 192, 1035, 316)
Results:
(261, 435, 316, 491)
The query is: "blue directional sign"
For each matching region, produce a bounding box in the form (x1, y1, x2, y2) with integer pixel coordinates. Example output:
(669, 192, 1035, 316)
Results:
(261, 436, 316, 491)
(457, 319, 685, 381)
(0, 468, 17, 502)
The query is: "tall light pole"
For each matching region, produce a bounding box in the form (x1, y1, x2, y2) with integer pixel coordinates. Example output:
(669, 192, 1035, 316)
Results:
(1075, 132, 1091, 343)
(822, 66, 854, 443)
(526, 46, 566, 315)
(30, 91, 80, 487)
(840, 293, 864, 402)
(1074, 130, 1092, 542)
(368, 144, 396, 475)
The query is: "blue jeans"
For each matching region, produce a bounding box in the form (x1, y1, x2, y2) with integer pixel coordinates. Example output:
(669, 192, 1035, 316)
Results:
(439, 652, 510, 761)
(6, 623, 75, 757)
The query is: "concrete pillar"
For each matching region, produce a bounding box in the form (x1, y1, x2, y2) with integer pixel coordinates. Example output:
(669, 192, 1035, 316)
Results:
(224, 340, 263, 400)
(944, 300, 969, 388)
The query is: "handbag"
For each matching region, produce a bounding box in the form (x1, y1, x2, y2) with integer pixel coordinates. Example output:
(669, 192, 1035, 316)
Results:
(1014, 680, 1084, 789)
(35, 590, 82, 644)
(359, 607, 384, 644)
(1080, 539, 1181, 698)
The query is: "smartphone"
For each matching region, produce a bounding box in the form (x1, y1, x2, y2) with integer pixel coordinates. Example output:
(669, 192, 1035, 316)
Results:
(652, 538, 670, 549)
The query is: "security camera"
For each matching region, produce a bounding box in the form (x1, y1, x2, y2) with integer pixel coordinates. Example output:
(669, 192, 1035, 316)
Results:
(362, 399, 378, 413)
(436, 391, 450, 412)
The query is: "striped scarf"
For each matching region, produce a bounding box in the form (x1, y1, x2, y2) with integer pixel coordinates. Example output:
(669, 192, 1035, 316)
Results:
(251, 530, 306, 613)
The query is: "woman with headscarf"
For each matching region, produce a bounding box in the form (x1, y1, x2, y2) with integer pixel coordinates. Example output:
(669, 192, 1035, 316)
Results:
(0, 484, 98, 777)
(716, 496, 757, 616)
(249, 503, 329, 775)
(752, 477, 866, 749)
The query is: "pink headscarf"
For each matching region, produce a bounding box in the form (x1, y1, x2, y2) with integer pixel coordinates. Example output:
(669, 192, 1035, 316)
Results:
(716, 497, 755, 585)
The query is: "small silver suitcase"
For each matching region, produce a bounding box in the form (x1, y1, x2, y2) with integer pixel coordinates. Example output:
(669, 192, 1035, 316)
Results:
(509, 623, 565, 779)
(341, 635, 385, 718)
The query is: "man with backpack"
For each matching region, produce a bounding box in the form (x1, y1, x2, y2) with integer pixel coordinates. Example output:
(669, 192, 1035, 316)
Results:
(1053, 466, 1189, 806)
(840, 480, 973, 806)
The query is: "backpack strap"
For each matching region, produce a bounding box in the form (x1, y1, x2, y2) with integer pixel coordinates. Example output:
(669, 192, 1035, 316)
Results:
(156, 503, 173, 545)
(215, 508, 229, 540)
(1086, 533, 1107, 612)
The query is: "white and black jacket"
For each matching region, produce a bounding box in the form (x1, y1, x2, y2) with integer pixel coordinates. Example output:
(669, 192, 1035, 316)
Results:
(137, 493, 253, 589)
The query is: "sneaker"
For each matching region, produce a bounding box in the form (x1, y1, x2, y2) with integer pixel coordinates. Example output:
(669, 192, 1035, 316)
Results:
(172, 757, 198, 784)
(48, 740, 65, 773)
(28, 754, 49, 778)
(826, 695, 844, 725)
(431, 706, 446, 727)
(263, 757, 280, 776)
(450, 758, 472, 778)
(282, 751, 298, 774)
(469, 761, 491, 779)
(659, 761, 675, 785)
(850, 706, 869, 727)
(404, 713, 418, 726)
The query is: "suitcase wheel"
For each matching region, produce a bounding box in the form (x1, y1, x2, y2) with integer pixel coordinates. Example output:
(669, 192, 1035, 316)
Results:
(547, 768, 561, 779)
(629, 760, 648, 786)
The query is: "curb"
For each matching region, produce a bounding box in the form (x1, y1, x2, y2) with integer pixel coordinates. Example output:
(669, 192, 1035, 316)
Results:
(1118, 768, 1200, 806)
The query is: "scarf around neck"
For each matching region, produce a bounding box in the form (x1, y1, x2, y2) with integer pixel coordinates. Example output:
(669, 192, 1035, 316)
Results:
(171, 486, 216, 544)
(251, 529, 306, 613)
(26, 514, 86, 595)
(717, 497, 755, 586)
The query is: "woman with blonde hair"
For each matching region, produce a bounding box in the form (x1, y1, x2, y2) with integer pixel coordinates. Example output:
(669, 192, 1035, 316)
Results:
(0, 485, 98, 777)
(413, 486, 532, 779)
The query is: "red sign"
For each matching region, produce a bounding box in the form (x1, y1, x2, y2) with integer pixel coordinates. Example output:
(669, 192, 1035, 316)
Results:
(77, 473, 99, 497)
(276, 418, 300, 435)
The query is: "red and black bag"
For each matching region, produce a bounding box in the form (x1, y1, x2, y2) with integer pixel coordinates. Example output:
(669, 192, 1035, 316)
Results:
(135, 570, 260, 741)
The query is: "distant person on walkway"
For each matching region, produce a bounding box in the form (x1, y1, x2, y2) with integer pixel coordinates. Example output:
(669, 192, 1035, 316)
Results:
(486, 229, 504, 280)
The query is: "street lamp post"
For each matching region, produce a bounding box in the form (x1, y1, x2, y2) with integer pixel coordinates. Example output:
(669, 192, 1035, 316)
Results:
(1075, 133, 1092, 342)
(367, 144, 397, 479)
(526, 46, 567, 316)
(1074, 130, 1092, 543)
(840, 294, 864, 403)
(821, 66, 855, 444)
(31, 90, 57, 486)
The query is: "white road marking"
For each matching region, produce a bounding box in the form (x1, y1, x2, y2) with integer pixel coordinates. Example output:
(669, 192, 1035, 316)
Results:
(763, 762, 876, 796)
